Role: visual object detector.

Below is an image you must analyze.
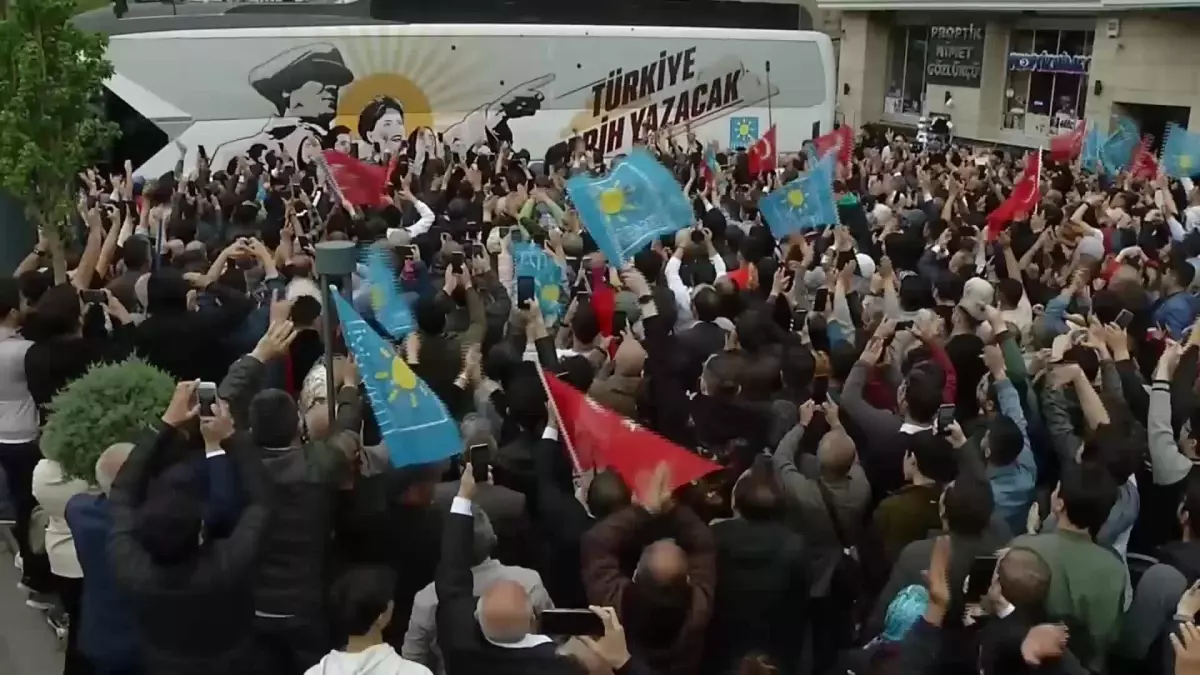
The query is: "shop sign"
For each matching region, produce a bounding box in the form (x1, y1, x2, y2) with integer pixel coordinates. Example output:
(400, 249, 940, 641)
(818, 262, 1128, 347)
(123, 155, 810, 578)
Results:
(1007, 51, 1091, 74)
(926, 23, 986, 88)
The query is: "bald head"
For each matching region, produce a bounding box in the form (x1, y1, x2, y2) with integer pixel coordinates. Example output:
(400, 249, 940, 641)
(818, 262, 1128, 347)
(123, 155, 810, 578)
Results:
(614, 338, 646, 377)
(998, 548, 1051, 611)
(817, 429, 857, 478)
(478, 579, 534, 644)
(95, 443, 133, 495)
(639, 539, 688, 586)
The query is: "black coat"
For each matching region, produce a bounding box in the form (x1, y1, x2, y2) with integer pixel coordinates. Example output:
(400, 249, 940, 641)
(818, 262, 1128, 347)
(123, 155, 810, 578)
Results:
(108, 424, 272, 675)
(435, 501, 579, 675)
(133, 283, 251, 384)
(704, 518, 808, 675)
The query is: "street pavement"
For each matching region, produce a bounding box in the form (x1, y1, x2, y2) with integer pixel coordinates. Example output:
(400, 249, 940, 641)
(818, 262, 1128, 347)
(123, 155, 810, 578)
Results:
(0, 541, 65, 675)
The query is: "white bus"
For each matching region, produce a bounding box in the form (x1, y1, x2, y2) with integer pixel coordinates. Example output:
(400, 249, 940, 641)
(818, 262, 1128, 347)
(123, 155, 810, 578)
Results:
(96, 19, 836, 177)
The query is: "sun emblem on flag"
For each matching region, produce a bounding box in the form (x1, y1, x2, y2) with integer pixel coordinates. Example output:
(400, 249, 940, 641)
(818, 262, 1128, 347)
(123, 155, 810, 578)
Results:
(375, 348, 418, 406)
(787, 190, 806, 208)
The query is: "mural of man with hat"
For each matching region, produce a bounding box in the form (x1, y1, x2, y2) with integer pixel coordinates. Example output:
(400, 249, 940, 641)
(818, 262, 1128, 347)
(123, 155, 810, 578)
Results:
(213, 43, 354, 171)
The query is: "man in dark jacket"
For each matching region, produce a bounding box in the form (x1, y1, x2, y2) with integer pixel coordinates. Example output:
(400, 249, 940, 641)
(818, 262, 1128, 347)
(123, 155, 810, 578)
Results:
(66, 443, 141, 674)
(413, 266, 485, 419)
(434, 464, 577, 675)
(582, 463, 717, 675)
(109, 381, 272, 675)
(705, 460, 808, 675)
(134, 268, 252, 384)
(868, 475, 1010, 638)
(218, 319, 363, 675)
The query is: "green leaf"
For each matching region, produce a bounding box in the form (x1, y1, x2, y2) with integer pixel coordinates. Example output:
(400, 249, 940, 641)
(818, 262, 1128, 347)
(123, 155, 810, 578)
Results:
(41, 358, 176, 483)
(0, 0, 118, 240)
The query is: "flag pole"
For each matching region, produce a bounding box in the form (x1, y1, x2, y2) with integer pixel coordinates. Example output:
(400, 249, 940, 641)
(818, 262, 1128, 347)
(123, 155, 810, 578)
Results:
(534, 360, 583, 475)
(765, 61, 774, 131)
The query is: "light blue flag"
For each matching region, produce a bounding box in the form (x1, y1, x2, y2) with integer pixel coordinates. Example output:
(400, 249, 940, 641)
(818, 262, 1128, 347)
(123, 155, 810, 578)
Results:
(1102, 117, 1140, 173)
(730, 116, 760, 148)
(759, 153, 838, 239)
(567, 148, 693, 265)
(331, 291, 461, 468)
(361, 247, 414, 339)
(1081, 125, 1103, 174)
(512, 242, 566, 324)
(1161, 123, 1200, 178)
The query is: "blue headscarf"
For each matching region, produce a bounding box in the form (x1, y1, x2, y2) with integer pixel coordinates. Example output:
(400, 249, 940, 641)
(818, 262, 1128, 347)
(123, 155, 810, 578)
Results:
(880, 584, 930, 643)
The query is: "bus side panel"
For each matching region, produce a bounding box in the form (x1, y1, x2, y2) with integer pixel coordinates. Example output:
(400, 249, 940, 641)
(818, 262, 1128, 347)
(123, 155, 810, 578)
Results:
(113, 28, 832, 176)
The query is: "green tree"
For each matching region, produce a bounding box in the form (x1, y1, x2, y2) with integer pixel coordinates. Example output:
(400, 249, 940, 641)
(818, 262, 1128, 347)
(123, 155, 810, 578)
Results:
(0, 0, 117, 251)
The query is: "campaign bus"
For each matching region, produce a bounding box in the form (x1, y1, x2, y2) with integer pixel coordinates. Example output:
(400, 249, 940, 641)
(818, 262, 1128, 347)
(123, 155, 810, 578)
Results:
(92, 16, 836, 176)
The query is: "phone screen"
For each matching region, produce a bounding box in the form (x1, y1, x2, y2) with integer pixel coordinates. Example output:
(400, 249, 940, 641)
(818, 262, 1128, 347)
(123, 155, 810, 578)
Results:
(80, 289, 107, 305)
(611, 311, 628, 334)
(451, 251, 465, 273)
(964, 555, 999, 603)
(813, 289, 830, 313)
(936, 404, 956, 433)
(1114, 309, 1134, 329)
(791, 308, 808, 332)
(539, 609, 605, 637)
(197, 382, 217, 417)
(468, 443, 490, 482)
(517, 276, 536, 307)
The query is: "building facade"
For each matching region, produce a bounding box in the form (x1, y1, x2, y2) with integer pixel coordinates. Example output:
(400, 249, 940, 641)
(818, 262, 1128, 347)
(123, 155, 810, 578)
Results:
(819, 0, 1200, 148)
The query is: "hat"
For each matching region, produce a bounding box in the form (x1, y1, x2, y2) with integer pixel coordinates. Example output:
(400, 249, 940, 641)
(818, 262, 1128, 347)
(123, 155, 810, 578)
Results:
(855, 253, 876, 279)
(962, 277, 995, 306)
(249, 43, 353, 116)
(957, 298, 988, 322)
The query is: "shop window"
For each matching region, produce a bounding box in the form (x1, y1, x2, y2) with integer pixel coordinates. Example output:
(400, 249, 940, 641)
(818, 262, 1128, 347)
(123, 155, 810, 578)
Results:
(1002, 28, 1093, 135)
(885, 26, 929, 115)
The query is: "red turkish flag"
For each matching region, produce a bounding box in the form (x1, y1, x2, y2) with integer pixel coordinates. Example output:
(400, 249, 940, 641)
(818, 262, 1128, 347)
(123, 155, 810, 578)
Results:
(748, 125, 777, 176)
(814, 125, 854, 166)
(543, 372, 720, 498)
(322, 150, 389, 206)
(986, 151, 1042, 240)
(1130, 136, 1160, 181)
(1049, 120, 1086, 162)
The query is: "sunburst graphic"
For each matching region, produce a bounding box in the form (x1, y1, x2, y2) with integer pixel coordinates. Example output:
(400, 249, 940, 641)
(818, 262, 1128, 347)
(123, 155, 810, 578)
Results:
(737, 120, 752, 140)
(374, 347, 419, 407)
(787, 189, 806, 208)
(334, 33, 489, 138)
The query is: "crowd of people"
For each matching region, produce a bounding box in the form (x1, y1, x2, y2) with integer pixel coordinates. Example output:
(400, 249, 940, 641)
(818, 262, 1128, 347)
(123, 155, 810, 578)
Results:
(5, 117, 1200, 675)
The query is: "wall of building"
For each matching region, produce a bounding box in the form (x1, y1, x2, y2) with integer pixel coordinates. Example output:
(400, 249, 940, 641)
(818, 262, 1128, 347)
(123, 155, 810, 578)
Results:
(1088, 14, 1200, 131)
(834, 10, 1200, 147)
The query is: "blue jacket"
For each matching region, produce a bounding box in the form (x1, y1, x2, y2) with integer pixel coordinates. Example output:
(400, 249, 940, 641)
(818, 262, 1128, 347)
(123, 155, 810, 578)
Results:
(65, 494, 140, 670)
(1153, 291, 1200, 340)
(987, 379, 1037, 536)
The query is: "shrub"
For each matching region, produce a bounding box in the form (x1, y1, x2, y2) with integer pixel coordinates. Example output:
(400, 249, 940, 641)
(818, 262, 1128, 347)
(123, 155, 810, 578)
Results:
(41, 358, 174, 483)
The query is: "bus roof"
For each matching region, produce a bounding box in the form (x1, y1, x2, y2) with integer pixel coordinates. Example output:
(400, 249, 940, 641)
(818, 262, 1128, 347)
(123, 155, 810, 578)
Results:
(75, 4, 828, 44)
(72, 1, 393, 37)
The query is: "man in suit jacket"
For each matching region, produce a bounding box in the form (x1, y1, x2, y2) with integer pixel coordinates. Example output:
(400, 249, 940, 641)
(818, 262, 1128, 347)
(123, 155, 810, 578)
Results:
(434, 415, 531, 567)
(435, 466, 575, 675)
(675, 287, 727, 389)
